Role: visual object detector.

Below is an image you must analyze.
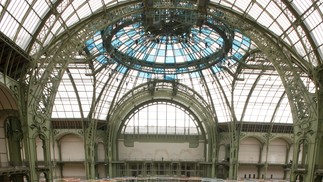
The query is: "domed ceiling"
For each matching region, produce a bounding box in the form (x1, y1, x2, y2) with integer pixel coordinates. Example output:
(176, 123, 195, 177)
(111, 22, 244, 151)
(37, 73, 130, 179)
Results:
(0, 0, 321, 127)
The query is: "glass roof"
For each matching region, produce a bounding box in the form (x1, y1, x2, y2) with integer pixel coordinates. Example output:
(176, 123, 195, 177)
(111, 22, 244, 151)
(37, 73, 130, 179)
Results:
(0, 0, 322, 66)
(0, 0, 321, 126)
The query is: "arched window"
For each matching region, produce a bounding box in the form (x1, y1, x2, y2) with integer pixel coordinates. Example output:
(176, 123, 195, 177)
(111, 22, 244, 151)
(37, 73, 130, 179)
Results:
(122, 102, 201, 135)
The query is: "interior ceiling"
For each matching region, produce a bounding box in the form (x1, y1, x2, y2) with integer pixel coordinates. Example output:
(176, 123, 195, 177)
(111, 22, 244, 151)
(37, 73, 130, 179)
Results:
(0, 0, 321, 125)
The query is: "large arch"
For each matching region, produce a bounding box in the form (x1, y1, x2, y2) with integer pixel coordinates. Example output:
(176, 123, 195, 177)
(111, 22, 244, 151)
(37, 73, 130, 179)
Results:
(106, 80, 217, 177)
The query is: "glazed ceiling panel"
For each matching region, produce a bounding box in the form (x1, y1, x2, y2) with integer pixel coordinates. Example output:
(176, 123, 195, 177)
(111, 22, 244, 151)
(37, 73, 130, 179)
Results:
(0, 0, 320, 125)
(0, 0, 321, 65)
(52, 63, 95, 119)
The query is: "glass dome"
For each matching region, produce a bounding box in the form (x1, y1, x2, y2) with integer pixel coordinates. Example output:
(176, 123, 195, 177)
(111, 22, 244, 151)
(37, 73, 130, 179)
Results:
(100, 9, 234, 75)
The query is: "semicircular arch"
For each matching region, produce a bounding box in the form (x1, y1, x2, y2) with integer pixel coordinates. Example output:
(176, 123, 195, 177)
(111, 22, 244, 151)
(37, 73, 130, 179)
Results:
(117, 99, 206, 137)
(107, 81, 217, 160)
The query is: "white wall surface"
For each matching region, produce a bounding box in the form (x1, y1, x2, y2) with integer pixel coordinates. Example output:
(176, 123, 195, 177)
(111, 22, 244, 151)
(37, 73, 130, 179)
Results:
(239, 137, 261, 163)
(59, 134, 84, 161)
(118, 140, 204, 161)
(97, 142, 105, 161)
(267, 138, 288, 164)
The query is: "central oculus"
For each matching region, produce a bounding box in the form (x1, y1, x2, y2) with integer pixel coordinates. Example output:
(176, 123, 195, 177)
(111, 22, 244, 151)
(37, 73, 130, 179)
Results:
(102, 7, 233, 74)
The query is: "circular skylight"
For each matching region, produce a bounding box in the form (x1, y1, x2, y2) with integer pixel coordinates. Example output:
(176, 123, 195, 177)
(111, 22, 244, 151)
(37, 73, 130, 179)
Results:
(102, 9, 234, 75)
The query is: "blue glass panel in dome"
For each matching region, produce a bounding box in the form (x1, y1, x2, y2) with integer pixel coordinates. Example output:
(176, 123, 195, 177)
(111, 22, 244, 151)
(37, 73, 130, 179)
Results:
(96, 55, 107, 64)
(205, 37, 215, 43)
(192, 45, 201, 52)
(151, 42, 158, 49)
(190, 71, 200, 78)
(158, 50, 165, 56)
(215, 38, 223, 45)
(242, 39, 251, 47)
(153, 67, 165, 74)
(127, 30, 136, 36)
(94, 31, 101, 36)
(126, 48, 134, 55)
(201, 28, 211, 34)
(211, 65, 223, 73)
(233, 52, 243, 61)
(124, 40, 133, 47)
(138, 46, 147, 54)
(233, 39, 241, 47)
(186, 54, 194, 62)
(232, 44, 239, 51)
(111, 39, 122, 47)
(138, 71, 152, 79)
(191, 29, 199, 34)
(147, 55, 155, 62)
(86, 39, 95, 51)
(204, 47, 212, 54)
(176, 67, 188, 73)
(118, 65, 128, 74)
(164, 74, 176, 80)
(191, 38, 199, 44)
(116, 29, 125, 36)
(165, 56, 175, 64)
(97, 43, 105, 52)
(174, 50, 182, 56)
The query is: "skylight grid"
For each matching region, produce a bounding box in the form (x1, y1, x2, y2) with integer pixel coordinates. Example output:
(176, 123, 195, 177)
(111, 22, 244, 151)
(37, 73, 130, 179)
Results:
(15, 29, 31, 49)
(7, 0, 28, 22)
(267, 2, 282, 19)
(52, 76, 82, 118)
(284, 29, 299, 46)
(277, 12, 292, 31)
(0, 13, 19, 39)
(50, 20, 64, 38)
(65, 13, 80, 28)
(232, 0, 251, 13)
(240, 73, 285, 122)
(304, 10, 322, 30)
(293, 41, 307, 58)
(76, 3, 92, 21)
(311, 24, 323, 47)
(291, 0, 312, 14)
(257, 11, 275, 28)
(273, 99, 292, 123)
(202, 70, 231, 122)
(257, 0, 270, 8)
(218, 0, 233, 8)
(88, 0, 103, 13)
(248, 3, 263, 20)
(33, 1, 50, 19)
(23, 10, 41, 34)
